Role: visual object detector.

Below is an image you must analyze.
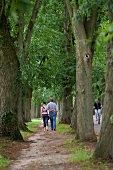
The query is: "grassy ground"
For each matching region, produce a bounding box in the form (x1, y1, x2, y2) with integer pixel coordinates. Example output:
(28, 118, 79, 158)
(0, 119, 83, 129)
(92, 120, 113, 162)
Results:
(56, 121, 110, 170)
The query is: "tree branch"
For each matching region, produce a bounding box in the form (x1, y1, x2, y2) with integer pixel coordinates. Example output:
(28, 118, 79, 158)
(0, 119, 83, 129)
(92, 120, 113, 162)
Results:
(24, 0, 41, 58)
(84, 9, 98, 39)
(66, 0, 73, 19)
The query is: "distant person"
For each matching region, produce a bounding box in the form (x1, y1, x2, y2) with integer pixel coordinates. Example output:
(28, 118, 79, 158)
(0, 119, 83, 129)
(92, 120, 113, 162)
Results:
(46, 98, 58, 131)
(41, 102, 49, 131)
(94, 99, 102, 124)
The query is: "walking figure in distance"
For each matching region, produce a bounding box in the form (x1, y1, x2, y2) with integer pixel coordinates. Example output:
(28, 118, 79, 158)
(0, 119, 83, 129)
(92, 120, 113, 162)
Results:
(41, 102, 49, 131)
(46, 98, 58, 131)
(94, 99, 102, 124)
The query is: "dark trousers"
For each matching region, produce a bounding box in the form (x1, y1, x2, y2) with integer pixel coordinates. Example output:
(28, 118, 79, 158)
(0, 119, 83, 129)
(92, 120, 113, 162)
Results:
(42, 114, 48, 127)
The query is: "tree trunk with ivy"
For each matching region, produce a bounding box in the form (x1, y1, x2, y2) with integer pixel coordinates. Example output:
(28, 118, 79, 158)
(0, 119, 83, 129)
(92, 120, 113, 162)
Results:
(66, 0, 98, 141)
(0, 11, 23, 140)
(93, 2, 113, 159)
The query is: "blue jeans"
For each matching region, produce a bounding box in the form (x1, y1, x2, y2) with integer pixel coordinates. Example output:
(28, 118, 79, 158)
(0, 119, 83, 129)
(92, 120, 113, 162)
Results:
(95, 109, 101, 124)
(42, 114, 48, 127)
(49, 111, 56, 130)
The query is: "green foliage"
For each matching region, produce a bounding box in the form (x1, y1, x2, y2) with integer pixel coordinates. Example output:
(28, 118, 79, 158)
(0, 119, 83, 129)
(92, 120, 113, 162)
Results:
(0, 155, 10, 168)
(19, 0, 67, 96)
(32, 87, 59, 104)
(110, 115, 113, 124)
(24, 0, 76, 103)
(26, 119, 41, 131)
(103, 23, 113, 43)
(72, 0, 104, 22)
(92, 14, 108, 101)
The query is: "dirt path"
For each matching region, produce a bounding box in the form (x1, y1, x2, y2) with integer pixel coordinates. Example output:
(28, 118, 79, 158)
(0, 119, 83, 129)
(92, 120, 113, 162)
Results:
(6, 122, 77, 170)
(4, 117, 103, 170)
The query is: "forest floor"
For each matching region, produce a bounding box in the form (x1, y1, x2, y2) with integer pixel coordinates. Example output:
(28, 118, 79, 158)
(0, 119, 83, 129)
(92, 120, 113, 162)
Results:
(1, 117, 113, 170)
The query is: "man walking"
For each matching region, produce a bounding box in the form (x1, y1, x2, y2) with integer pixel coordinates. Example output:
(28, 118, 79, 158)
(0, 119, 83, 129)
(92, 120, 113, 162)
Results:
(46, 98, 58, 131)
(94, 99, 102, 124)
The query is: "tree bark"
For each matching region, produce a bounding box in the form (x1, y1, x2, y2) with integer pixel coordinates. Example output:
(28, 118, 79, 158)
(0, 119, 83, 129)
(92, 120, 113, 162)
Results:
(58, 101, 62, 120)
(36, 103, 41, 118)
(60, 87, 72, 124)
(16, 9, 28, 131)
(66, 0, 97, 141)
(93, 38, 113, 160)
(93, 2, 113, 159)
(0, 12, 23, 140)
(71, 99, 77, 130)
(60, 6, 74, 125)
(24, 87, 33, 122)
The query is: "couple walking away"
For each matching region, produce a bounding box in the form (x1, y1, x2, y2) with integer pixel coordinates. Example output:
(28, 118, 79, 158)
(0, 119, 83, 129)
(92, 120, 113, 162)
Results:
(41, 98, 58, 131)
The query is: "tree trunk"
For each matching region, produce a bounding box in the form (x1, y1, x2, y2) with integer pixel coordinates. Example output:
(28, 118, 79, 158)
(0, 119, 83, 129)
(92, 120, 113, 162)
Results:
(16, 10, 28, 131)
(0, 12, 23, 140)
(24, 87, 33, 122)
(17, 80, 28, 131)
(71, 99, 77, 130)
(31, 103, 40, 118)
(58, 101, 62, 120)
(31, 104, 37, 118)
(37, 103, 41, 118)
(66, 0, 97, 141)
(75, 39, 96, 141)
(93, 2, 113, 159)
(93, 38, 113, 160)
(60, 87, 72, 124)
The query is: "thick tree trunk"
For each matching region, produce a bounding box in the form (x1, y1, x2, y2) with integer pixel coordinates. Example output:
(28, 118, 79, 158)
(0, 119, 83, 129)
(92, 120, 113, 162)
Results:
(93, 38, 113, 159)
(66, 0, 97, 141)
(75, 40, 96, 141)
(93, 2, 113, 159)
(60, 87, 72, 124)
(0, 13, 23, 140)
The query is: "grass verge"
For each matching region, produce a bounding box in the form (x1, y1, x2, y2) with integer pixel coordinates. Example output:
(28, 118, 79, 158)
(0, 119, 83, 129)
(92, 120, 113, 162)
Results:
(57, 122, 109, 170)
(0, 155, 10, 168)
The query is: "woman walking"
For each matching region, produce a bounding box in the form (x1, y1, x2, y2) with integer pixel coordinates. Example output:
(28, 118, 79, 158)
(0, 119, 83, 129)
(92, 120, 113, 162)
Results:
(41, 102, 49, 131)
